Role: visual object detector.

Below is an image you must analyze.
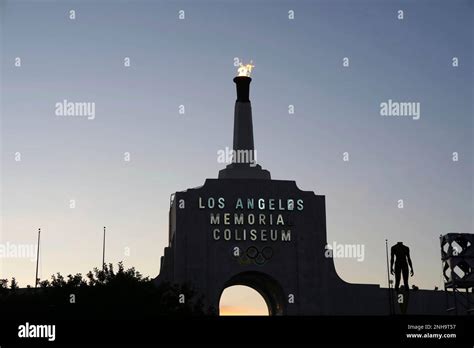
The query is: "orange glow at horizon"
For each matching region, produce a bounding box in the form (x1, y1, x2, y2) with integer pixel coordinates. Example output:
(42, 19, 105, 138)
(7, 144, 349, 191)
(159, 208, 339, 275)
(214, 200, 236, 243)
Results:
(220, 305, 268, 316)
(219, 285, 269, 316)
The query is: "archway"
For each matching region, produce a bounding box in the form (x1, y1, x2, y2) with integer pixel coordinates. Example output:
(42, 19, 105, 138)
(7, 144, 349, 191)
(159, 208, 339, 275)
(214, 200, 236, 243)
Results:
(218, 271, 286, 316)
(220, 285, 269, 315)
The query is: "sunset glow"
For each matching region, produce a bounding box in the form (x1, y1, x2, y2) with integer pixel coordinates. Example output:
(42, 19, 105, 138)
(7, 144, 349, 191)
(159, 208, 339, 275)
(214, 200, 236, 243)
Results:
(219, 285, 269, 316)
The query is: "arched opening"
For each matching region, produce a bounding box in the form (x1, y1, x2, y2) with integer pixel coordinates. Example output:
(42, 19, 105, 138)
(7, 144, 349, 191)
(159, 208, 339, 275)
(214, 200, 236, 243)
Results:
(218, 271, 286, 316)
(220, 285, 269, 316)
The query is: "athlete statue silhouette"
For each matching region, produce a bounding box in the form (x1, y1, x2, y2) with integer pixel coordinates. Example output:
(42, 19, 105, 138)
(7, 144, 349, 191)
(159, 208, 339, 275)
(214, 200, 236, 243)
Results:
(390, 242, 414, 292)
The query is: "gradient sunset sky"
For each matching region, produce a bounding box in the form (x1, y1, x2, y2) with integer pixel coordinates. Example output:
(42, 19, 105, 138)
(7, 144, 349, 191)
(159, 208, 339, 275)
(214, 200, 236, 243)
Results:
(1, 0, 472, 314)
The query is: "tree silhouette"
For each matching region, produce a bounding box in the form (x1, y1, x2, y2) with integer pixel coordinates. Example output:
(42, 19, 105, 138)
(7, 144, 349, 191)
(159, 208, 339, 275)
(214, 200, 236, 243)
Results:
(0, 278, 8, 295)
(10, 277, 19, 290)
(0, 262, 209, 318)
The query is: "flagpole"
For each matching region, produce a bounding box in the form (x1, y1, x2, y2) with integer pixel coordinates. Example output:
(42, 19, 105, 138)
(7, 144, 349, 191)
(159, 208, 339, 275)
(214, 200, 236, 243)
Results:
(102, 226, 106, 270)
(35, 228, 41, 288)
(385, 239, 393, 315)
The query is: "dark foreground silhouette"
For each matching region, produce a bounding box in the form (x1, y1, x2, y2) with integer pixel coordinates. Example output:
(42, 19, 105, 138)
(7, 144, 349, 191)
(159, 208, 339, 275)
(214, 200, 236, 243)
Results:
(0, 262, 211, 319)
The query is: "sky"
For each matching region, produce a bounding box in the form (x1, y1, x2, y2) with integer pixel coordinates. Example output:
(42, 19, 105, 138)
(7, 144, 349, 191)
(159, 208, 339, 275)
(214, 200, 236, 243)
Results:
(0, 0, 472, 315)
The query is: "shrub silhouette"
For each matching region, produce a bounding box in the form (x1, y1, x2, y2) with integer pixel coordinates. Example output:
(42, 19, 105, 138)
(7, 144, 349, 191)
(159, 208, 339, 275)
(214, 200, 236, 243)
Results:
(0, 262, 209, 318)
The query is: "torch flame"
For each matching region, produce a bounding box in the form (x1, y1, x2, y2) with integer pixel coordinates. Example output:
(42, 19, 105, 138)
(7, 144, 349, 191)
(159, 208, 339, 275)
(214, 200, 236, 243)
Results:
(237, 60, 255, 77)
